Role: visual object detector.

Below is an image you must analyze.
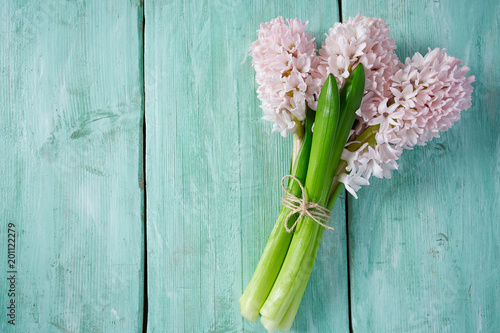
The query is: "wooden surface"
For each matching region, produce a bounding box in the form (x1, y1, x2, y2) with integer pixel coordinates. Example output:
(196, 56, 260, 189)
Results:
(343, 0, 500, 332)
(144, 1, 348, 332)
(0, 1, 144, 332)
(1, 0, 499, 332)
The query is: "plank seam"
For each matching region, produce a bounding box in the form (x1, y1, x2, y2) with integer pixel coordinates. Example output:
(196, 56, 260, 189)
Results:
(338, 0, 343, 22)
(141, 0, 149, 332)
(337, 3, 353, 331)
(345, 190, 353, 333)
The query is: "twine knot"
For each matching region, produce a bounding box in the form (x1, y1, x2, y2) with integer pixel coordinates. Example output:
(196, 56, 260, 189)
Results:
(281, 175, 334, 232)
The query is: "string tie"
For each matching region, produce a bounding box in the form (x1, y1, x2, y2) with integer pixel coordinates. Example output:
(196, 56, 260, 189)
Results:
(280, 175, 334, 232)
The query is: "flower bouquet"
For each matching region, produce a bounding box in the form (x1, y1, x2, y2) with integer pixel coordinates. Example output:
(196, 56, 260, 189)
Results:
(239, 15, 474, 332)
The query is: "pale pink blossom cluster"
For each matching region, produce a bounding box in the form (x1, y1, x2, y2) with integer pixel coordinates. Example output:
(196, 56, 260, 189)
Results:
(317, 14, 400, 130)
(250, 16, 474, 198)
(340, 142, 402, 198)
(339, 48, 474, 197)
(315, 14, 403, 197)
(382, 48, 475, 146)
(250, 17, 322, 137)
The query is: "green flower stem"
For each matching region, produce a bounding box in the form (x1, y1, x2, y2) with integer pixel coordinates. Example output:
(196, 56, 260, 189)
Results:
(239, 109, 314, 322)
(276, 183, 345, 332)
(291, 133, 301, 166)
(291, 115, 304, 165)
(260, 75, 340, 332)
(260, 216, 321, 331)
(271, 67, 366, 331)
(325, 65, 366, 180)
(347, 124, 379, 152)
(260, 68, 366, 331)
(280, 124, 380, 331)
(275, 266, 311, 332)
(276, 125, 381, 331)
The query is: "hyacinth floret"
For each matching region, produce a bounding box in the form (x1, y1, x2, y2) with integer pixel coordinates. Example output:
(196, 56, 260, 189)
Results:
(250, 17, 322, 137)
(318, 14, 400, 128)
(339, 48, 474, 196)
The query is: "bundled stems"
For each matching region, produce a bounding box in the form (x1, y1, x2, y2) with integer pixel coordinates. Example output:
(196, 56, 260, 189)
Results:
(260, 74, 341, 331)
(276, 182, 345, 332)
(239, 109, 315, 322)
(260, 66, 366, 332)
(241, 66, 366, 332)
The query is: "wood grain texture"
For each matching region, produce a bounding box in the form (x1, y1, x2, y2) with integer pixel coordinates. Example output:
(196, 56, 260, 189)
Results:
(144, 1, 349, 332)
(0, 1, 144, 332)
(342, 1, 500, 332)
(4, 1, 497, 332)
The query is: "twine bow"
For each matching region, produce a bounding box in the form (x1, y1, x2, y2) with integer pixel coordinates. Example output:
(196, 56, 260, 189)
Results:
(281, 175, 334, 232)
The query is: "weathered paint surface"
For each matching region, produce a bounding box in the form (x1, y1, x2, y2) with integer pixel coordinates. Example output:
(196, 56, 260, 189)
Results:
(1, 0, 499, 332)
(0, 1, 144, 332)
(343, 0, 500, 332)
(144, 1, 348, 332)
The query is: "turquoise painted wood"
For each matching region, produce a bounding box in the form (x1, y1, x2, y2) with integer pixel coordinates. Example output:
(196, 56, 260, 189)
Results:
(144, 1, 349, 332)
(342, 0, 500, 332)
(0, 1, 144, 332)
(2, 0, 498, 332)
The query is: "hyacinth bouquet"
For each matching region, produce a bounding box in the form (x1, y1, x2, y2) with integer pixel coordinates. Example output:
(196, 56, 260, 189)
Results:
(239, 15, 474, 332)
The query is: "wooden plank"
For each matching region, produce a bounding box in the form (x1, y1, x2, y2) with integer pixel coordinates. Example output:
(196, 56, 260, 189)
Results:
(0, 1, 144, 331)
(145, 0, 348, 332)
(342, 1, 500, 332)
